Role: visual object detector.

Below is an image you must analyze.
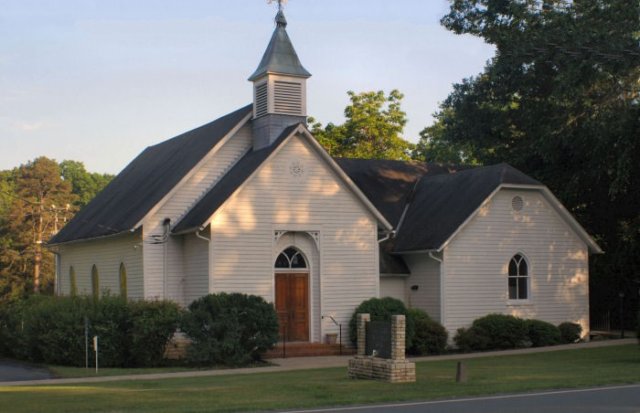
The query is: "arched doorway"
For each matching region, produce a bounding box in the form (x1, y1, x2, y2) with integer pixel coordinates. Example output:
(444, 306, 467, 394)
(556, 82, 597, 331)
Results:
(274, 247, 309, 342)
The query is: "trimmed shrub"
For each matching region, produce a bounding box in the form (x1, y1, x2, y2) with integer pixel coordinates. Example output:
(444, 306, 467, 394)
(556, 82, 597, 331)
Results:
(454, 327, 490, 352)
(558, 322, 582, 343)
(526, 319, 561, 347)
(453, 313, 528, 351)
(0, 295, 182, 367)
(348, 297, 414, 349)
(181, 293, 279, 366)
(129, 300, 182, 367)
(408, 309, 448, 355)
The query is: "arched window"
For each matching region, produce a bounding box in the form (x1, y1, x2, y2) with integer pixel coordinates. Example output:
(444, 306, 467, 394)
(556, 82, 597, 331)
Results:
(275, 247, 307, 269)
(508, 254, 528, 300)
(119, 263, 127, 298)
(91, 265, 100, 300)
(69, 266, 77, 296)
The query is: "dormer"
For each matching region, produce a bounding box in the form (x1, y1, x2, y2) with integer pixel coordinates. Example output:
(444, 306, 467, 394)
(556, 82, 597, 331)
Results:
(249, 10, 311, 150)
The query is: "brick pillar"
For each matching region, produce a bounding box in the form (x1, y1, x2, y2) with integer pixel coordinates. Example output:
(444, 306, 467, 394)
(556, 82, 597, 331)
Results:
(391, 315, 405, 360)
(357, 313, 370, 356)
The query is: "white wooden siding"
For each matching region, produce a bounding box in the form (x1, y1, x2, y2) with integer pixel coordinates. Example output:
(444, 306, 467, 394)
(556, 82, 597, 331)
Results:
(209, 134, 379, 342)
(183, 232, 209, 304)
(143, 125, 252, 301)
(443, 189, 589, 337)
(403, 255, 441, 321)
(380, 277, 407, 303)
(57, 230, 143, 299)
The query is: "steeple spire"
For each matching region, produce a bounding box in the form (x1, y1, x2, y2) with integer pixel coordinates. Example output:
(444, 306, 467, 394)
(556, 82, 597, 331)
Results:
(249, 4, 311, 150)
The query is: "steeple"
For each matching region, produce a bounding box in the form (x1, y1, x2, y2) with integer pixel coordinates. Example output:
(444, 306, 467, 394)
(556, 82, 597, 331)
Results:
(249, 7, 311, 150)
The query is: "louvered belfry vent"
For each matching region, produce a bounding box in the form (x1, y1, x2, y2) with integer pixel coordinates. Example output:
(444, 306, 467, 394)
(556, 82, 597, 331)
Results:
(254, 82, 268, 118)
(274, 81, 302, 115)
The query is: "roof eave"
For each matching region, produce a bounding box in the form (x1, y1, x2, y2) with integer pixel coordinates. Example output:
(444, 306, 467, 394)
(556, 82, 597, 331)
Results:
(187, 124, 393, 232)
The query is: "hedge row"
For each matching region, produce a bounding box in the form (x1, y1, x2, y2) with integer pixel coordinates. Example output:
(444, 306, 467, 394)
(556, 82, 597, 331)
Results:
(0, 292, 279, 368)
(0, 295, 181, 367)
(454, 314, 582, 352)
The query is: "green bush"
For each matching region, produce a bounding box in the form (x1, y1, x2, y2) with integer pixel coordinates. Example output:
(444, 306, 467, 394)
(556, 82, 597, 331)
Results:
(181, 293, 278, 366)
(408, 309, 448, 355)
(636, 311, 639, 346)
(558, 322, 582, 343)
(526, 319, 561, 347)
(0, 295, 181, 367)
(129, 300, 182, 367)
(453, 327, 490, 352)
(453, 314, 528, 351)
(348, 297, 414, 349)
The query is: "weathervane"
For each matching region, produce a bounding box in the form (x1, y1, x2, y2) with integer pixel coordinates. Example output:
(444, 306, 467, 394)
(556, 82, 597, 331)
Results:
(267, 0, 287, 12)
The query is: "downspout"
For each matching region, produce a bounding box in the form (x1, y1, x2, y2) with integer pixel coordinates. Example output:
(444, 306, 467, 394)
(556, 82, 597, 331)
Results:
(163, 218, 171, 300)
(429, 250, 445, 327)
(377, 230, 395, 244)
(195, 226, 210, 242)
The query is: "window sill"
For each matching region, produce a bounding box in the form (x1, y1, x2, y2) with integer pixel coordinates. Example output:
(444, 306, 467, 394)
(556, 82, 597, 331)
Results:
(506, 300, 533, 307)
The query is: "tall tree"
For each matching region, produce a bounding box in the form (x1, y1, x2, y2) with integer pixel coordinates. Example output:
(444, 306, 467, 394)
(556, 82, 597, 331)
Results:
(60, 160, 113, 207)
(310, 90, 414, 160)
(5, 158, 76, 293)
(417, 0, 640, 320)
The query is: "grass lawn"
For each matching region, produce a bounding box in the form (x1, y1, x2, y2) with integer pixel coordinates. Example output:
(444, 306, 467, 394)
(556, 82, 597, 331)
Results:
(47, 365, 198, 379)
(1, 344, 638, 413)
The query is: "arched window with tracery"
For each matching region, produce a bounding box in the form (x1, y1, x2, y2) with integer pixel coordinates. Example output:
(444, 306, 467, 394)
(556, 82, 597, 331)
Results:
(508, 254, 528, 300)
(91, 265, 100, 300)
(275, 247, 307, 269)
(119, 263, 127, 298)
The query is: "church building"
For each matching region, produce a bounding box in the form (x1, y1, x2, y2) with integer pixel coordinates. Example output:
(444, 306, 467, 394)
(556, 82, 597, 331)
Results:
(49, 9, 601, 343)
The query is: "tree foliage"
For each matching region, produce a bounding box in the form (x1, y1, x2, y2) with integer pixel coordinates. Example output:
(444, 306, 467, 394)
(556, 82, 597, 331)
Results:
(0, 157, 113, 301)
(310, 90, 414, 160)
(418, 0, 640, 319)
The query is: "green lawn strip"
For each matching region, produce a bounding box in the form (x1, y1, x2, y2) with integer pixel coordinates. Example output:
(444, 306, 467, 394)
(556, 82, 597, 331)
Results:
(47, 365, 197, 379)
(48, 361, 272, 378)
(1, 345, 638, 413)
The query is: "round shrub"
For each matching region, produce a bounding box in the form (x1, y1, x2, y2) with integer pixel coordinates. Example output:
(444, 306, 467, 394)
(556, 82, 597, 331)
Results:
(526, 319, 561, 347)
(453, 313, 528, 351)
(348, 297, 414, 349)
(558, 322, 582, 343)
(128, 300, 182, 367)
(408, 309, 448, 355)
(181, 293, 278, 366)
(453, 327, 490, 352)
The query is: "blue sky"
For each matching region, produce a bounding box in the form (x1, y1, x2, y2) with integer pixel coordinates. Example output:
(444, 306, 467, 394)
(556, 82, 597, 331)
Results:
(0, 0, 494, 174)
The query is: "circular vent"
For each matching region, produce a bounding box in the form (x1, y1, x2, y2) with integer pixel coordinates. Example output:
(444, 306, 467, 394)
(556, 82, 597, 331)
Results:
(512, 196, 524, 212)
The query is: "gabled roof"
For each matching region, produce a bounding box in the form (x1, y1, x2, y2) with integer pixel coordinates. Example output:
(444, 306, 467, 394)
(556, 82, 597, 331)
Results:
(392, 163, 543, 252)
(49, 104, 252, 245)
(334, 159, 459, 227)
(173, 124, 298, 233)
(173, 124, 393, 234)
(338, 160, 599, 253)
(248, 11, 311, 81)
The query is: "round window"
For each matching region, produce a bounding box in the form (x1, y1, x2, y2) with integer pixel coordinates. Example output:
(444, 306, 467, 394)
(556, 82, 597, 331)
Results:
(512, 196, 524, 212)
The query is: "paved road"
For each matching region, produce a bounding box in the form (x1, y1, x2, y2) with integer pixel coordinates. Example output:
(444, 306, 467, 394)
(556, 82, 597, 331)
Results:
(280, 384, 640, 413)
(0, 359, 53, 382)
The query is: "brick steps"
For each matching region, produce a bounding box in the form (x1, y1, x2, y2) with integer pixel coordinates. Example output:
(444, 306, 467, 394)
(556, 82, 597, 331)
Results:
(264, 342, 355, 358)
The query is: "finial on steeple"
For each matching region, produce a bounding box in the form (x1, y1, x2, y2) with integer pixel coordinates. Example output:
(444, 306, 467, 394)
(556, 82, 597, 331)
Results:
(267, 0, 288, 26)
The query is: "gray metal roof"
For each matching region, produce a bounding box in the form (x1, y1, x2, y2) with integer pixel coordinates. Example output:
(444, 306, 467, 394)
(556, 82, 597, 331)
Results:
(172, 124, 300, 233)
(248, 10, 311, 81)
(49, 104, 252, 245)
(392, 163, 542, 252)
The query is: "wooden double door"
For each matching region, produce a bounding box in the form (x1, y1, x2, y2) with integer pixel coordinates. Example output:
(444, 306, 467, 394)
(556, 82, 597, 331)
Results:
(275, 273, 309, 342)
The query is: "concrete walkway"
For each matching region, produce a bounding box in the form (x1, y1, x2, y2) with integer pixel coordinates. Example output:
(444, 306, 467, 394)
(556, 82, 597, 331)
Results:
(0, 338, 636, 387)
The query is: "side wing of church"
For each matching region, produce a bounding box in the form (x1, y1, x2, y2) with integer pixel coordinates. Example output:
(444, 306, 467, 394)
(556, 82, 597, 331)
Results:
(48, 10, 601, 343)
